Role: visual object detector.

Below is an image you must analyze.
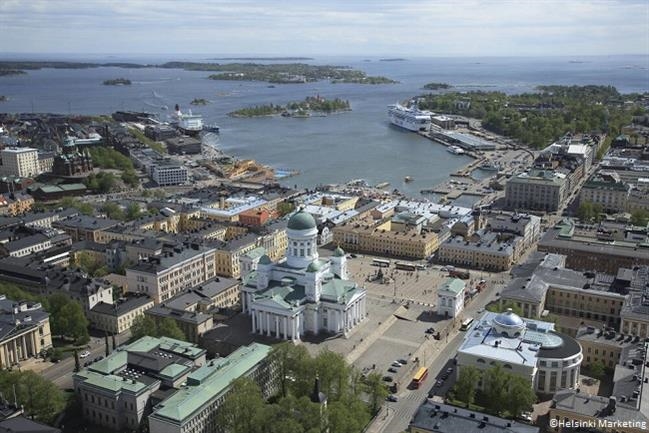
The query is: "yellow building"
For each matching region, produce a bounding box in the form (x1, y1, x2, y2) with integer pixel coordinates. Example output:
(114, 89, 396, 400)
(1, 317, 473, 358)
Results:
(89, 294, 154, 335)
(332, 218, 439, 259)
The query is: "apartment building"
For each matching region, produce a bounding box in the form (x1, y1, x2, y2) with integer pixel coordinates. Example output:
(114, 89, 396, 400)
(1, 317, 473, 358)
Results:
(579, 171, 630, 213)
(0, 148, 39, 178)
(505, 169, 569, 212)
(88, 294, 155, 334)
(126, 244, 217, 303)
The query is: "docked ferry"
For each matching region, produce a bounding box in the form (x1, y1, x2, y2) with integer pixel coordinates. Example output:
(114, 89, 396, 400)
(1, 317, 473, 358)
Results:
(387, 103, 433, 132)
(171, 104, 203, 136)
(447, 145, 465, 155)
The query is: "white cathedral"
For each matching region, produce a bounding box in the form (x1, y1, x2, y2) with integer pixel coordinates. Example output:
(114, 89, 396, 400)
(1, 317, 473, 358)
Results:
(241, 210, 367, 341)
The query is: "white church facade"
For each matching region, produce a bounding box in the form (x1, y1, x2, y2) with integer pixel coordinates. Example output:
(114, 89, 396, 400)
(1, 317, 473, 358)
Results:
(241, 210, 367, 341)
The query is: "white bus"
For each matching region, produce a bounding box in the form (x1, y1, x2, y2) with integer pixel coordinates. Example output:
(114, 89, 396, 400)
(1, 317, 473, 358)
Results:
(460, 317, 474, 331)
(372, 258, 391, 267)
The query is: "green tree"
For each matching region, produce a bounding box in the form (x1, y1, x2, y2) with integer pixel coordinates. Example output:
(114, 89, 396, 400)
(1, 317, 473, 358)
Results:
(157, 318, 186, 340)
(364, 372, 388, 415)
(126, 202, 143, 220)
(453, 366, 481, 408)
(48, 294, 89, 344)
(589, 360, 606, 379)
(216, 378, 265, 433)
(506, 375, 536, 418)
(631, 209, 649, 227)
(483, 365, 509, 415)
(73, 251, 106, 277)
(577, 201, 604, 222)
(0, 371, 65, 424)
(328, 398, 370, 433)
(130, 315, 157, 341)
(487, 301, 524, 317)
(313, 349, 351, 401)
(102, 202, 125, 220)
(121, 169, 139, 188)
(277, 201, 296, 217)
(60, 196, 94, 215)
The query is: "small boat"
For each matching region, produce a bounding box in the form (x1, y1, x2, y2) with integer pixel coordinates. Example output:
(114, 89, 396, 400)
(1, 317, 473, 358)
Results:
(479, 162, 501, 171)
(375, 182, 390, 189)
(404, 176, 414, 182)
(447, 145, 465, 155)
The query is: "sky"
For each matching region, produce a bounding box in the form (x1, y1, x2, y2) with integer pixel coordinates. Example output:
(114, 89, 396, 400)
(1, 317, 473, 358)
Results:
(0, 0, 648, 57)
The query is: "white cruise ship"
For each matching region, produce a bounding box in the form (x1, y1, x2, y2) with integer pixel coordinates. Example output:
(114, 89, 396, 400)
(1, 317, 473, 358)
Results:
(171, 104, 203, 136)
(387, 103, 433, 132)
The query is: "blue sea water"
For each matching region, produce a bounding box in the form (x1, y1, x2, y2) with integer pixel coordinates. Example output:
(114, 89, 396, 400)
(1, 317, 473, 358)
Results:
(0, 55, 647, 195)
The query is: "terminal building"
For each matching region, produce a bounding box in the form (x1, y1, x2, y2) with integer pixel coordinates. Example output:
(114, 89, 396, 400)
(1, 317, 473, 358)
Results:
(242, 210, 367, 340)
(456, 310, 582, 394)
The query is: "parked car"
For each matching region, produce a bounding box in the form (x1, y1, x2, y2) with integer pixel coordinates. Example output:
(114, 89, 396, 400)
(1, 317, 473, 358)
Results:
(425, 327, 435, 334)
(391, 361, 402, 368)
(388, 367, 398, 373)
(386, 395, 398, 402)
(382, 376, 393, 382)
(79, 350, 91, 358)
(518, 412, 533, 423)
(398, 358, 408, 365)
(446, 367, 454, 374)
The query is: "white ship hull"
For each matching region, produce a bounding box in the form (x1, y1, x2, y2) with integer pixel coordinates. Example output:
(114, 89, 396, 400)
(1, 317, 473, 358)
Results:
(388, 103, 432, 132)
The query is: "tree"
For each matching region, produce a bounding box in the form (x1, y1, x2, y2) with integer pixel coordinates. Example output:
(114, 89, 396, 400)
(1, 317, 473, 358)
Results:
(486, 301, 524, 317)
(453, 366, 481, 408)
(631, 209, 649, 227)
(157, 318, 186, 340)
(364, 372, 388, 415)
(48, 294, 89, 344)
(125, 202, 142, 220)
(589, 360, 606, 379)
(483, 365, 509, 415)
(60, 196, 94, 215)
(506, 375, 536, 418)
(216, 378, 265, 433)
(130, 315, 186, 341)
(313, 349, 351, 402)
(0, 370, 65, 424)
(101, 202, 125, 220)
(277, 201, 296, 217)
(130, 315, 157, 341)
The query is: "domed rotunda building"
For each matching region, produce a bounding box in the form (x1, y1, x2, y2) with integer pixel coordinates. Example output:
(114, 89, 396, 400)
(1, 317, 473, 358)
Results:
(241, 210, 367, 341)
(456, 309, 582, 393)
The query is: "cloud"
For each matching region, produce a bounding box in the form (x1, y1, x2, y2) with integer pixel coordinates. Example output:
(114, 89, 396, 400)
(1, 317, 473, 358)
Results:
(0, 0, 647, 56)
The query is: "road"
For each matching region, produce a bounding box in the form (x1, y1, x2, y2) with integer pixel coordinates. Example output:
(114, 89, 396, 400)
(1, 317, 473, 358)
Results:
(366, 278, 502, 433)
(41, 332, 131, 389)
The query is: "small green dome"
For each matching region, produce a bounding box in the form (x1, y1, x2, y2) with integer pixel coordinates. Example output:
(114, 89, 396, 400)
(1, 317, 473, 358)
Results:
(287, 210, 317, 231)
(259, 254, 272, 265)
(333, 246, 345, 257)
(306, 260, 323, 273)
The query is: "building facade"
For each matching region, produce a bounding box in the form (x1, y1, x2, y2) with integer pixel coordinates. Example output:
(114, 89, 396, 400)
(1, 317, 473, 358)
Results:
(242, 211, 367, 341)
(506, 169, 569, 212)
(0, 296, 52, 369)
(0, 148, 40, 178)
(437, 278, 465, 318)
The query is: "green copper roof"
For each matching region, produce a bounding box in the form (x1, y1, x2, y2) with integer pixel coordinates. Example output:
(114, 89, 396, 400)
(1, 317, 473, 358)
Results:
(439, 278, 465, 295)
(150, 343, 272, 424)
(287, 210, 316, 230)
(333, 246, 345, 257)
(259, 254, 272, 265)
(245, 246, 267, 260)
(306, 260, 325, 273)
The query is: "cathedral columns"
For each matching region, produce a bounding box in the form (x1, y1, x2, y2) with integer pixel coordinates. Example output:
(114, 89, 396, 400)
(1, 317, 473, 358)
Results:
(252, 310, 257, 333)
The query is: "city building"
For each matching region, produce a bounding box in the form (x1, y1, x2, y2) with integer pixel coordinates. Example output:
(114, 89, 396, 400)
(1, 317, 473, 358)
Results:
(437, 231, 517, 271)
(506, 169, 569, 212)
(73, 336, 206, 432)
(126, 244, 217, 304)
(0, 148, 39, 178)
(51, 144, 93, 178)
(332, 216, 440, 259)
(242, 210, 367, 340)
(437, 278, 465, 318)
(164, 136, 202, 155)
(538, 219, 649, 273)
(410, 401, 539, 433)
(621, 284, 649, 339)
(147, 343, 276, 433)
(88, 293, 154, 335)
(0, 295, 52, 369)
(548, 341, 648, 433)
(575, 326, 636, 368)
(579, 171, 630, 213)
(52, 215, 121, 243)
(0, 416, 61, 433)
(0, 193, 35, 216)
(151, 163, 188, 186)
(456, 310, 582, 393)
(500, 253, 627, 331)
